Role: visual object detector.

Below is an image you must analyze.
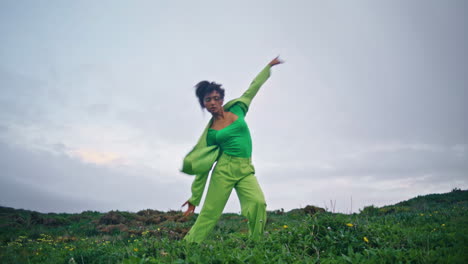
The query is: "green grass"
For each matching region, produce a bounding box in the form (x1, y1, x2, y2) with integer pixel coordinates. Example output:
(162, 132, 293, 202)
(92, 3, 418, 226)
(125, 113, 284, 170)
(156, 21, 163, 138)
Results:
(1, 189, 467, 263)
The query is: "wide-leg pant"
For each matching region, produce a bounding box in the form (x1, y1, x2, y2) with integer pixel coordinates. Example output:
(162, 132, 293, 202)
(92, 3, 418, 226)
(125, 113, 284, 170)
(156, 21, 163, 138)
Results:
(184, 152, 267, 243)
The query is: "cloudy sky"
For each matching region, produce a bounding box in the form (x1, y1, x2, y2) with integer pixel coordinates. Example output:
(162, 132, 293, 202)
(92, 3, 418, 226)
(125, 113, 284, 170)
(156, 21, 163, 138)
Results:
(1, 0, 467, 214)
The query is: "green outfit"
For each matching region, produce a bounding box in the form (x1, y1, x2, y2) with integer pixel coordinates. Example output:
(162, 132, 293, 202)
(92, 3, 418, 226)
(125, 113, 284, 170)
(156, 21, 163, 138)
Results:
(182, 65, 271, 243)
(207, 103, 252, 158)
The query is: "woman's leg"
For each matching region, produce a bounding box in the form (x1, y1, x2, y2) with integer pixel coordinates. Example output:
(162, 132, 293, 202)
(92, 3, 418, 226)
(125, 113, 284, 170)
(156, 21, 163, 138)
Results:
(235, 170, 267, 241)
(184, 159, 235, 243)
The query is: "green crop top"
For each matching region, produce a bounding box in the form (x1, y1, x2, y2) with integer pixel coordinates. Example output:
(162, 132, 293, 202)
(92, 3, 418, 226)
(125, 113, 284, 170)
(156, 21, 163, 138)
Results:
(206, 103, 252, 158)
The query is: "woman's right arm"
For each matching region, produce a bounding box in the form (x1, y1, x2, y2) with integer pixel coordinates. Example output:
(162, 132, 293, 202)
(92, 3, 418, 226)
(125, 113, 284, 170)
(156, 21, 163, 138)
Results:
(239, 56, 284, 108)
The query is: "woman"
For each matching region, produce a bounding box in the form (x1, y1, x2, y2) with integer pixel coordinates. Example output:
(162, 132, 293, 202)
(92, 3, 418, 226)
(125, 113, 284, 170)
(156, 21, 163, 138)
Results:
(181, 56, 283, 243)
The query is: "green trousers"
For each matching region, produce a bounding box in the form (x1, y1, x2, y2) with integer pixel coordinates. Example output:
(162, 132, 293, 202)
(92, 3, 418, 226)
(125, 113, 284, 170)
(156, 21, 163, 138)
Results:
(184, 152, 267, 243)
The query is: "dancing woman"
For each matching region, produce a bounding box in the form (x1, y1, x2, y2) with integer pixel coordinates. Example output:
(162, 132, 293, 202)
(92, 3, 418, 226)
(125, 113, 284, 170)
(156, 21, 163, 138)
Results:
(181, 57, 283, 243)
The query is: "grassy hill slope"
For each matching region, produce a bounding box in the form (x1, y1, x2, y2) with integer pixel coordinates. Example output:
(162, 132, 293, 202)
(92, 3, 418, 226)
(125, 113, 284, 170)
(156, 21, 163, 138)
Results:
(1, 189, 467, 263)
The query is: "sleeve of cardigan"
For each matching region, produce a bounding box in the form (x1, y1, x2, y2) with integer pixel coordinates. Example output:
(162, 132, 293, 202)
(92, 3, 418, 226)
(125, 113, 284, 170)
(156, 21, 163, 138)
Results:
(188, 171, 209, 206)
(238, 65, 271, 110)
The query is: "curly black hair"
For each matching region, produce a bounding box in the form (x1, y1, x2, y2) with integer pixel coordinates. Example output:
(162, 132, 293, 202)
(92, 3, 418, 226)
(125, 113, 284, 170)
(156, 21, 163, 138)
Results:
(194, 81, 225, 109)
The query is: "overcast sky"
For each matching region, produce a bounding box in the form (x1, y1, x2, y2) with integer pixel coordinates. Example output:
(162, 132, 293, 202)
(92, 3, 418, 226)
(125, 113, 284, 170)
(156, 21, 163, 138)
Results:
(1, 0, 467, 214)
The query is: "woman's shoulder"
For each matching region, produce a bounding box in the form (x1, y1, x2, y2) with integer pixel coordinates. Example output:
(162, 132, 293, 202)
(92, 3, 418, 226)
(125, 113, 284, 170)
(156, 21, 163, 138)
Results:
(227, 102, 246, 117)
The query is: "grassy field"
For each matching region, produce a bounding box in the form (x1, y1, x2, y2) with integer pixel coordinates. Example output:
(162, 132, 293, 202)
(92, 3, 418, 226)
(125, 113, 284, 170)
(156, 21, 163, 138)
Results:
(1, 189, 467, 263)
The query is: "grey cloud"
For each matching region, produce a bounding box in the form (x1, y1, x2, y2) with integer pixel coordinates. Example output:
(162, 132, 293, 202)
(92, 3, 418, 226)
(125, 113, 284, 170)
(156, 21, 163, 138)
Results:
(1, 0, 467, 215)
(0, 69, 47, 123)
(261, 168, 465, 213)
(1, 176, 113, 213)
(257, 142, 468, 182)
(0, 140, 189, 213)
(86, 103, 110, 116)
(0, 124, 8, 132)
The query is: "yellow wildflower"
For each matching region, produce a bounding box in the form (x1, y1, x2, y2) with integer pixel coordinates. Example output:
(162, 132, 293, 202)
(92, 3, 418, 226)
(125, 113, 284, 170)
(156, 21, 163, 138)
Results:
(363, 237, 369, 243)
(133, 248, 139, 252)
(346, 223, 353, 227)
(283, 225, 288, 229)
(441, 224, 446, 227)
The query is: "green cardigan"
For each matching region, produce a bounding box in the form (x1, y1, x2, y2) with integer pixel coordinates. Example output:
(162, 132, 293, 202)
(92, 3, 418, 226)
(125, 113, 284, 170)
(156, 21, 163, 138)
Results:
(182, 64, 272, 206)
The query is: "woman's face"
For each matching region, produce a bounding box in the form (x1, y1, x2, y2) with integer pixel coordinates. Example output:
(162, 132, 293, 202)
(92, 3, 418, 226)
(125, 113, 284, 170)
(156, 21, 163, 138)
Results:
(203, 90, 223, 114)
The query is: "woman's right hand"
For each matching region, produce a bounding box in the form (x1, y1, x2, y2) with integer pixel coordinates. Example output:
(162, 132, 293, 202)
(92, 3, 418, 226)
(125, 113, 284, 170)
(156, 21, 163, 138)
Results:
(182, 200, 196, 217)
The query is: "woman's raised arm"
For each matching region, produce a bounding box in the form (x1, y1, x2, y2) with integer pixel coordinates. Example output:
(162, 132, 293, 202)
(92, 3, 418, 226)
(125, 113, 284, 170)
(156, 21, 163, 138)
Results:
(238, 56, 284, 109)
